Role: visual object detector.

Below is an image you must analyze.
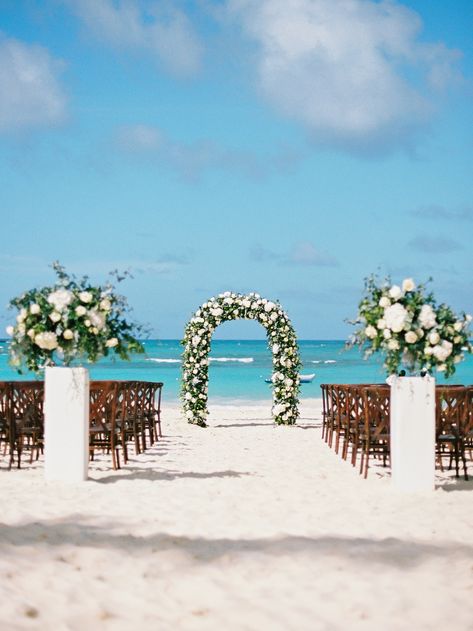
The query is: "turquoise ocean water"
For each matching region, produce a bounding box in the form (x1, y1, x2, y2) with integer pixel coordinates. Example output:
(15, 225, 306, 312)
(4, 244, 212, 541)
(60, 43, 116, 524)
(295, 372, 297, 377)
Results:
(1, 339, 472, 402)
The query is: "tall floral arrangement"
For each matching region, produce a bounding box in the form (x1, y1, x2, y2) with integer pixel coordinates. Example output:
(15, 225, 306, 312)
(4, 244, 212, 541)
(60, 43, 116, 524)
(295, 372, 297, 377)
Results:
(182, 292, 301, 426)
(348, 275, 472, 377)
(6, 262, 144, 373)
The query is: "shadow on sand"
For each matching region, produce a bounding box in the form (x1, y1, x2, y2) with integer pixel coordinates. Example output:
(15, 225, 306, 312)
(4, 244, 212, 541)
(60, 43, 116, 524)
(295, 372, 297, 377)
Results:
(0, 519, 471, 569)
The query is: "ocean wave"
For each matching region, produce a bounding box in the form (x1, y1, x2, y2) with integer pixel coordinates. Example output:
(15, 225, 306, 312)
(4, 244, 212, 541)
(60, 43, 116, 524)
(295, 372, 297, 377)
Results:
(210, 357, 254, 363)
(324, 360, 337, 364)
(311, 360, 321, 364)
(146, 358, 181, 364)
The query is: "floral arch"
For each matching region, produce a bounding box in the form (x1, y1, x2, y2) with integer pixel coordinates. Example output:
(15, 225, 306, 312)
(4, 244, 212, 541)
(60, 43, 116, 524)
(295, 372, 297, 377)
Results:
(182, 292, 301, 427)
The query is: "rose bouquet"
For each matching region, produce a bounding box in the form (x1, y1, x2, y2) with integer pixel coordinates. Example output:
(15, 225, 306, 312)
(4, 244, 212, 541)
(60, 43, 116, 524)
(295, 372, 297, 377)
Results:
(348, 275, 472, 377)
(6, 262, 144, 373)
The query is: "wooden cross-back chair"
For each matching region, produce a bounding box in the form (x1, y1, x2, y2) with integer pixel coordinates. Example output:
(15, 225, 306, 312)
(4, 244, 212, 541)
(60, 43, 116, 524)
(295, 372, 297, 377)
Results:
(435, 386, 468, 480)
(359, 385, 391, 479)
(9, 381, 44, 469)
(89, 381, 124, 470)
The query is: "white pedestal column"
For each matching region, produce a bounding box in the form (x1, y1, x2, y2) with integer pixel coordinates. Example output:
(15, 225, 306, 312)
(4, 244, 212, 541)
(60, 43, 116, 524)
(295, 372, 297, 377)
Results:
(44, 367, 89, 482)
(389, 375, 435, 492)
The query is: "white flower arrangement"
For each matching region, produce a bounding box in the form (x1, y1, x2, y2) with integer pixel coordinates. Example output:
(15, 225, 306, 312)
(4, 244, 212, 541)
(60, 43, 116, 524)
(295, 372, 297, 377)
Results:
(6, 262, 144, 373)
(182, 292, 301, 426)
(348, 275, 472, 377)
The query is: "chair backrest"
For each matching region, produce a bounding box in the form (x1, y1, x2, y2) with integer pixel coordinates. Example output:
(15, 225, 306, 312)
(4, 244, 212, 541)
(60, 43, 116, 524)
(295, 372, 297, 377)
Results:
(436, 386, 467, 437)
(362, 385, 391, 439)
(89, 381, 118, 432)
(9, 381, 44, 434)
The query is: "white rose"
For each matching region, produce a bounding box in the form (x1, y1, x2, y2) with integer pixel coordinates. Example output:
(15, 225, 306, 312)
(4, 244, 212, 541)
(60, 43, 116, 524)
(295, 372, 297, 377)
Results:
(47, 289, 73, 311)
(27, 328, 35, 339)
(192, 335, 201, 347)
(89, 310, 105, 330)
(49, 311, 62, 323)
(387, 339, 400, 351)
(424, 346, 434, 356)
(6, 325, 14, 336)
(270, 312, 278, 322)
(402, 278, 416, 292)
(285, 378, 293, 387)
(365, 325, 377, 339)
(105, 337, 119, 348)
(75, 305, 87, 316)
(100, 299, 111, 311)
(428, 331, 440, 345)
(272, 404, 286, 416)
(405, 331, 418, 344)
(379, 296, 391, 308)
(84, 319, 91, 327)
(383, 328, 392, 339)
(63, 329, 74, 340)
(30, 303, 41, 315)
(454, 354, 463, 364)
(418, 304, 436, 329)
(384, 303, 408, 333)
(185, 392, 192, 400)
(186, 410, 193, 419)
(264, 302, 275, 312)
(242, 299, 251, 308)
(35, 331, 58, 350)
(272, 344, 280, 354)
(437, 364, 447, 372)
(79, 291, 93, 303)
(432, 340, 453, 362)
(377, 319, 386, 329)
(389, 285, 403, 300)
(453, 321, 463, 332)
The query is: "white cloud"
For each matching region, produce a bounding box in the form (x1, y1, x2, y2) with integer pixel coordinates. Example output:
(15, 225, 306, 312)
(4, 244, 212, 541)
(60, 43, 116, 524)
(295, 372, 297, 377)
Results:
(68, 0, 203, 77)
(225, 0, 462, 152)
(114, 123, 305, 179)
(408, 235, 463, 254)
(411, 204, 473, 222)
(251, 241, 338, 267)
(0, 35, 67, 133)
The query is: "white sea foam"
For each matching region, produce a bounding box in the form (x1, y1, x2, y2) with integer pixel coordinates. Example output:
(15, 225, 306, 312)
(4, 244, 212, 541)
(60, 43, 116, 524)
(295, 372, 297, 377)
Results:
(146, 358, 181, 364)
(311, 360, 321, 364)
(210, 357, 254, 363)
(324, 360, 337, 364)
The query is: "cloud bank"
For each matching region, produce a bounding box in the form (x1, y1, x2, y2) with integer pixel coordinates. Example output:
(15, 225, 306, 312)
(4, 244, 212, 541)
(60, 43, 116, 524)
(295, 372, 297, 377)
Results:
(251, 242, 338, 267)
(225, 0, 462, 153)
(0, 35, 67, 133)
(68, 0, 203, 77)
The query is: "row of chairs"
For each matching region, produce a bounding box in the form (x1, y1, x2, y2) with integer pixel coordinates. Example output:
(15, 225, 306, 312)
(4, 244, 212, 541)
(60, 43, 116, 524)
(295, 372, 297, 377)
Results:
(0, 380, 163, 470)
(320, 384, 473, 480)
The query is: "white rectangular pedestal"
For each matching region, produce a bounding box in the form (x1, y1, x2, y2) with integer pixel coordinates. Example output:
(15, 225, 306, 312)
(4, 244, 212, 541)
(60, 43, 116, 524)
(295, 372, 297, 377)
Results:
(389, 376, 435, 492)
(44, 367, 89, 482)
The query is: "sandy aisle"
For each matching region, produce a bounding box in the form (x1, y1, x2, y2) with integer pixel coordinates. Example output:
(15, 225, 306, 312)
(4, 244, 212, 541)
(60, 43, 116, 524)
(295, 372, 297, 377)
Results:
(0, 398, 472, 630)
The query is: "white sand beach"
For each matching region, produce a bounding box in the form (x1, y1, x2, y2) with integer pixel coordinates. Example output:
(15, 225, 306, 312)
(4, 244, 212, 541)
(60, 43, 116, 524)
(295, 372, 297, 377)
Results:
(0, 398, 472, 630)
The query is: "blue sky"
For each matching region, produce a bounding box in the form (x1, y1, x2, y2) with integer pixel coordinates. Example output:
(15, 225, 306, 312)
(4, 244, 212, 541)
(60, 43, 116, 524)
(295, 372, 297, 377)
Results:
(1, 0, 472, 340)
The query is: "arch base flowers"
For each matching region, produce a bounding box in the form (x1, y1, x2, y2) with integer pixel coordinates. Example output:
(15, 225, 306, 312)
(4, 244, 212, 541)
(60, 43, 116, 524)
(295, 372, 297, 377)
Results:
(182, 292, 301, 427)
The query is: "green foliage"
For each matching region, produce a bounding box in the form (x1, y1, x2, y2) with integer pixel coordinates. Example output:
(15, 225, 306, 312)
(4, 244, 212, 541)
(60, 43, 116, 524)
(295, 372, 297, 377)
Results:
(348, 275, 472, 378)
(6, 261, 144, 374)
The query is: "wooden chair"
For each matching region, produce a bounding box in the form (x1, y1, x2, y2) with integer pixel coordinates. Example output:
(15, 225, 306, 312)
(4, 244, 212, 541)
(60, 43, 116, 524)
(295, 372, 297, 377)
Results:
(0, 382, 13, 467)
(9, 381, 44, 469)
(435, 386, 468, 480)
(359, 385, 391, 478)
(89, 381, 123, 470)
